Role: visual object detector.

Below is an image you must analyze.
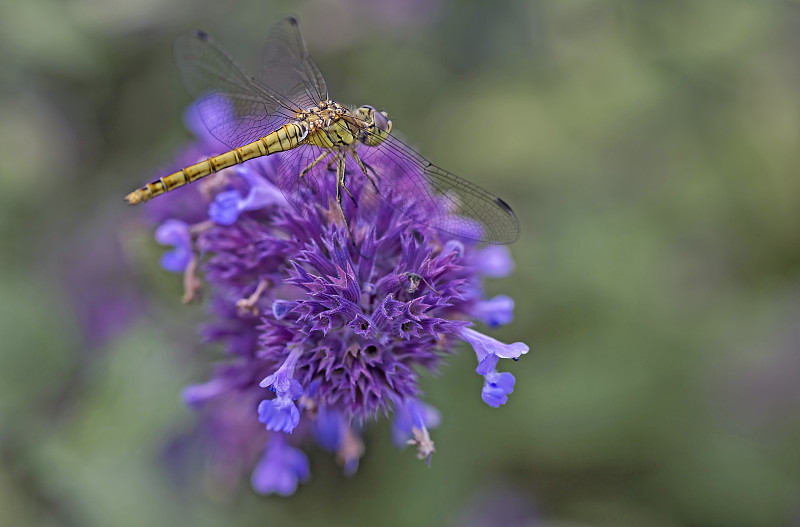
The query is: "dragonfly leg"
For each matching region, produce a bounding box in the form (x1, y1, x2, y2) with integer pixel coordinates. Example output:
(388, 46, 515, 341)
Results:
(336, 153, 358, 208)
(340, 163, 358, 208)
(351, 151, 380, 193)
(335, 154, 358, 244)
(300, 150, 331, 185)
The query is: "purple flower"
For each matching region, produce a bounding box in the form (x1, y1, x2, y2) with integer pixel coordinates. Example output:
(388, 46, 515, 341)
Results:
(251, 436, 310, 496)
(391, 398, 441, 447)
(182, 378, 227, 408)
(473, 295, 515, 328)
(313, 406, 345, 451)
(257, 397, 301, 434)
(183, 100, 229, 153)
(154, 219, 192, 272)
(272, 299, 297, 320)
(208, 166, 285, 225)
(392, 398, 441, 462)
(143, 99, 530, 495)
(460, 327, 528, 407)
(461, 326, 529, 362)
(258, 346, 304, 433)
(476, 246, 515, 278)
(312, 406, 363, 474)
(480, 357, 516, 408)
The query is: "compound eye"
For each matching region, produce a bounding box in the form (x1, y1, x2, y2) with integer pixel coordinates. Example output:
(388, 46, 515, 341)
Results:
(373, 109, 391, 133)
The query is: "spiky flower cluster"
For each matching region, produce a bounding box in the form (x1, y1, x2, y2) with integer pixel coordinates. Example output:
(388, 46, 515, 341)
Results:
(146, 104, 529, 495)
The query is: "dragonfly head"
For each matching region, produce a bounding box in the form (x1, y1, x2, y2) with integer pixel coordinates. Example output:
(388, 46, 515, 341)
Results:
(355, 105, 392, 146)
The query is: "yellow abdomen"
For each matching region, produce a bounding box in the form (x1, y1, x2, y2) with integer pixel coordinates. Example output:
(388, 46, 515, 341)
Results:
(125, 123, 305, 204)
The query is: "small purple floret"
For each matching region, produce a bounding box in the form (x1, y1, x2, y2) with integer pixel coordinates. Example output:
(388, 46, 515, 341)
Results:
(208, 167, 284, 225)
(154, 219, 191, 272)
(481, 370, 516, 408)
(391, 398, 441, 448)
(461, 327, 528, 407)
(272, 300, 296, 320)
(208, 190, 243, 225)
(251, 437, 310, 496)
(313, 406, 344, 451)
(443, 239, 465, 259)
(476, 246, 515, 278)
(183, 99, 228, 152)
(461, 327, 529, 362)
(258, 347, 304, 433)
(237, 166, 285, 210)
(182, 379, 226, 408)
(257, 397, 301, 434)
(473, 295, 515, 328)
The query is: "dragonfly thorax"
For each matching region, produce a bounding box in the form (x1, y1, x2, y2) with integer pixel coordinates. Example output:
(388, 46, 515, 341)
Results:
(298, 100, 359, 149)
(296, 101, 392, 150)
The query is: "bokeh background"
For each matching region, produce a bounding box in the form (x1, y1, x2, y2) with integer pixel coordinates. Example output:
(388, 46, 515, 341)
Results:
(2, 0, 800, 525)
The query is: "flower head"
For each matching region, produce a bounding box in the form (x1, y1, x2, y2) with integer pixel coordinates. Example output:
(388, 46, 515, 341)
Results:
(144, 100, 530, 495)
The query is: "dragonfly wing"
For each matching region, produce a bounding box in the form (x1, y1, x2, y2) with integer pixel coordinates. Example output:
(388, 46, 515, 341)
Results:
(358, 135, 520, 244)
(261, 16, 328, 109)
(275, 144, 333, 216)
(174, 30, 300, 149)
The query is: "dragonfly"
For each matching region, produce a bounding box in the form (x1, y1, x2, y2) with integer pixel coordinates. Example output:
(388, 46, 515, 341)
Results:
(125, 16, 520, 244)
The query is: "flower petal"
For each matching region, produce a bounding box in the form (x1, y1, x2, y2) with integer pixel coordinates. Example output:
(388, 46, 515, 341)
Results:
(237, 167, 285, 210)
(391, 398, 441, 448)
(476, 353, 500, 376)
(251, 440, 309, 496)
(481, 383, 510, 408)
(154, 219, 191, 272)
(473, 295, 515, 328)
(182, 379, 225, 408)
(476, 246, 514, 278)
(208, 190, 243, 225)
(313, 407, 344, 451)
(461, 327, 530, 361)
(257, 397, 300, 433)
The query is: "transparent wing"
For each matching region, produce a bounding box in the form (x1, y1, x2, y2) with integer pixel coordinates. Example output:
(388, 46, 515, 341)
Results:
(358, 135, 520, 244)
(273, 136, 519, 244)
(174, 29, 304, 149)
(261, 16, 327, 109)
(276, 145, 384, 229)
(275, 144, 332, 214)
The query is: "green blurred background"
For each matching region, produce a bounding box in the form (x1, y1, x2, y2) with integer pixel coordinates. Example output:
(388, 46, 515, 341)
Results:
(2, 0, 800, 525)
